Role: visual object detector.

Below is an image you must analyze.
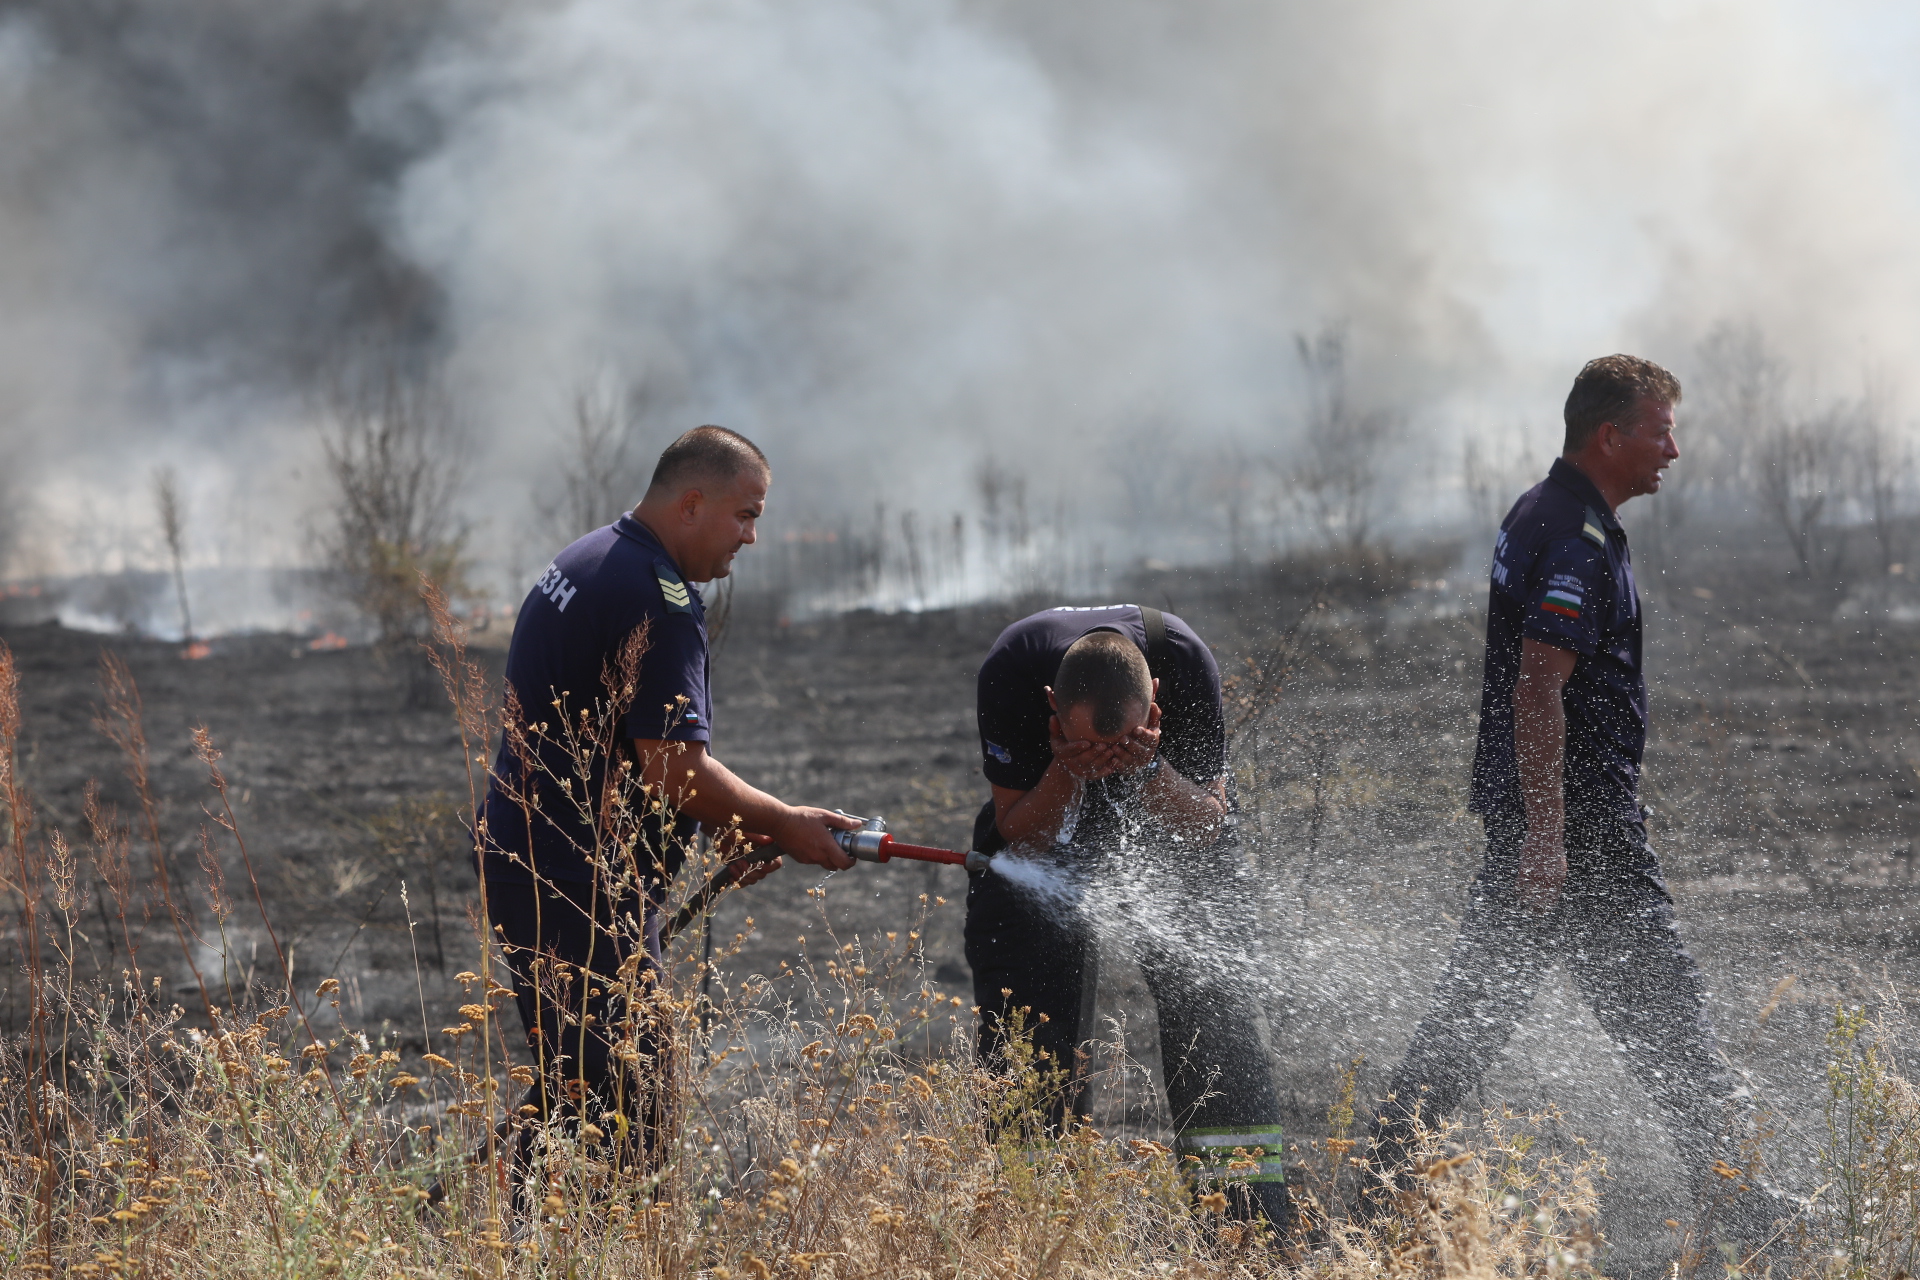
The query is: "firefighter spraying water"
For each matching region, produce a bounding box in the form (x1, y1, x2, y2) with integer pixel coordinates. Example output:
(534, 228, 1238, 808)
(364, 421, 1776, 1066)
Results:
(468, 426, 859, 1225)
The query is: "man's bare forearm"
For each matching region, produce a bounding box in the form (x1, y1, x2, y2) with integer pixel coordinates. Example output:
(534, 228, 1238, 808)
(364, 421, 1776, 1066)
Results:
(996, 761, 1226, 850)
(631, 738, 856, 870)
(994, 764, 1082, 848)
(1511, 639, 1577, 909)
(1142, 766, 1227, 842)
(1514, 680, 1565, 835)
(637, 739, 784, 834)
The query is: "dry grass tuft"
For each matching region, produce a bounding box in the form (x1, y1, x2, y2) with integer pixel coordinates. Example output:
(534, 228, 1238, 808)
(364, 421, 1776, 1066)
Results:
(1804, 1007, 1920, 1278)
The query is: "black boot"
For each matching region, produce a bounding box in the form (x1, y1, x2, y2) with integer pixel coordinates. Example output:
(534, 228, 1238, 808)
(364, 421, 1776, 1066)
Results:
(1246, 1179, 1294, 1234)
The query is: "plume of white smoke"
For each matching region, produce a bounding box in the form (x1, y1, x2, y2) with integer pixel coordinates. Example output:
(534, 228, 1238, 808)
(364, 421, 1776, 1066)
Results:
(375, 0, 1920, 561)
(0, 1, 444, 580)
(1, 0, 1918, 584)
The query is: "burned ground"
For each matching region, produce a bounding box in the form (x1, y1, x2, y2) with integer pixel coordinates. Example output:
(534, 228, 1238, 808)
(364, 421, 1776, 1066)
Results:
(4, 545, 1919, 1268)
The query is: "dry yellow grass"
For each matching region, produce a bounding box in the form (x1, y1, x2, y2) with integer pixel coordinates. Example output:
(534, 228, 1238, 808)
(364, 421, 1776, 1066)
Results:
(0, 906, 1612, 1278)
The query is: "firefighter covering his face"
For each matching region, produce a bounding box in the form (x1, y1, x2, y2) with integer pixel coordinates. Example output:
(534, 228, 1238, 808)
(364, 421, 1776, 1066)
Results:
(968, 604, 1290, 1231)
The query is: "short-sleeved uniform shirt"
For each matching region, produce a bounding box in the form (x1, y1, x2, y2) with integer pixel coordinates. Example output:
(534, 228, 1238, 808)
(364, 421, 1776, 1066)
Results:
(977, 606, 1224, 845)
(480, 515, 712, 886)
(1469, 457, 1646, 824)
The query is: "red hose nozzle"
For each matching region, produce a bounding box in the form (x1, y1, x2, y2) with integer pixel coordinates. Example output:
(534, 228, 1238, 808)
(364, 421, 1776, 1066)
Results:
(833, 813, 971, 866)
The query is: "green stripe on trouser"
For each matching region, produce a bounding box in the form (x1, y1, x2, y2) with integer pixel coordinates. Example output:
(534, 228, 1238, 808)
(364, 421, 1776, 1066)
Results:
(1175, 1127, 1285, 1184)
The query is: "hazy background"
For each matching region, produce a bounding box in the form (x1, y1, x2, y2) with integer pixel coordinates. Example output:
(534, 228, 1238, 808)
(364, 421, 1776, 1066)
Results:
(3, 0, 1919, 618)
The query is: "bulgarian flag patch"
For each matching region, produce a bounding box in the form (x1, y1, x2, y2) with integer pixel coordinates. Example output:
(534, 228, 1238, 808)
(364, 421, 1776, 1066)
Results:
(1542, 588, 1582, 619)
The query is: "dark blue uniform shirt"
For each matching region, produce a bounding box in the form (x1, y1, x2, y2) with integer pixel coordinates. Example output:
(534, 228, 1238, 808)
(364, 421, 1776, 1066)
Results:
(480, 515, 711, 886)
(977, 605, 1225, 795)
(1469, 457, 1646, 824)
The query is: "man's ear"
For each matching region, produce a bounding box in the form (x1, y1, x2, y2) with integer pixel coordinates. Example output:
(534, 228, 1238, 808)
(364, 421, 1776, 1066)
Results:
(1149, 677, 1161, 704)
(678, 487, 705, 523)
(1045, 686, 1058, 712)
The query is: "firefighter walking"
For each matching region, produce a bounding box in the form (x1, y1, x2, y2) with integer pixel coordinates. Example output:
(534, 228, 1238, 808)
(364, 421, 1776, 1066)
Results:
(1362, 356, 1787, 1244)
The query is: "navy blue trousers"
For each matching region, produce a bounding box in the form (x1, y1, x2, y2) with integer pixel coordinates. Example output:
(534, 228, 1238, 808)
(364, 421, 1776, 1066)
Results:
(484, 875, 661, 1160)
(1376, 810, 1741, 1184)
(964, 802, 1290, 1226)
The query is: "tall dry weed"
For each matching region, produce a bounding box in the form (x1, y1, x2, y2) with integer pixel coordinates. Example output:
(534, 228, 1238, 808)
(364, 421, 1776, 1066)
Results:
(1809, 1008, 1920, 1278)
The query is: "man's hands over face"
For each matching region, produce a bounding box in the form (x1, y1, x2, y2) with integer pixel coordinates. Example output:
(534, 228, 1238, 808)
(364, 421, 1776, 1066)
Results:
(1048, 700, 1162, 782)
(1113, 702, 1161, 773)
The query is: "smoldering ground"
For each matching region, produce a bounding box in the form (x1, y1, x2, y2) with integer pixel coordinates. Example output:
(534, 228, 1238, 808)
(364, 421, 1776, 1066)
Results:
(7, 540, 1920, 1269)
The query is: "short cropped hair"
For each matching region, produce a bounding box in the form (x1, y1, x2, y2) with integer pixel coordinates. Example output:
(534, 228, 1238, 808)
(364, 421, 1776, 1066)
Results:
(646, 425, 769, 498)
(1563, 355, 1682, 453)
(1053, 629, 1152, 735)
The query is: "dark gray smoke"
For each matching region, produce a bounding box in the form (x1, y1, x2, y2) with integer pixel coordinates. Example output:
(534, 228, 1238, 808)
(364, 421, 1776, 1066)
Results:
(2, 0, 1917, 585)
(0, 0, 452, 579)
(0, 2, 441, 396)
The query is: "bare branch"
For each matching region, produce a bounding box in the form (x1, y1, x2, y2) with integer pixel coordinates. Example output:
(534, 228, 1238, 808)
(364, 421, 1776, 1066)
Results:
(1755, 410, 1852, 578)
(1287, 327, 1404, 555)
(535, 375, 655, 545)
(317, 363, 471, 646)
(1853, 402, 1912, 574)
(1461, 432, 1539, 534)
(151, 466, 193, 643)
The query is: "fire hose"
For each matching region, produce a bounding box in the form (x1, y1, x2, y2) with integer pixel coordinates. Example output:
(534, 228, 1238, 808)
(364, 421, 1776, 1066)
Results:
(663, 813, 990, 942)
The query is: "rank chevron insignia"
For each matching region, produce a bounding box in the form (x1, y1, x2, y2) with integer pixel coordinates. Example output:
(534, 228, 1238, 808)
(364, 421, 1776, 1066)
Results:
(655, 562, 694, 614)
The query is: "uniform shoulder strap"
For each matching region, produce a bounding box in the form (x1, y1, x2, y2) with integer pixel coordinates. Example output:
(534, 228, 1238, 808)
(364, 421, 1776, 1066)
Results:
(1138, 605, 1173, 682)
(1579, 507, 1608, 547)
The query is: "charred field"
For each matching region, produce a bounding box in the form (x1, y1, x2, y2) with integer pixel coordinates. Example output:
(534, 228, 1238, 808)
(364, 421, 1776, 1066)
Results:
(4, 541, 1920, 1267)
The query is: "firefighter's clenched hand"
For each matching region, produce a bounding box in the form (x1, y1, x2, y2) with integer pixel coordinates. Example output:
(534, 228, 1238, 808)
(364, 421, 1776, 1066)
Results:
(773, 807, 858, 870)
(1515, 829, 1567, 912)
